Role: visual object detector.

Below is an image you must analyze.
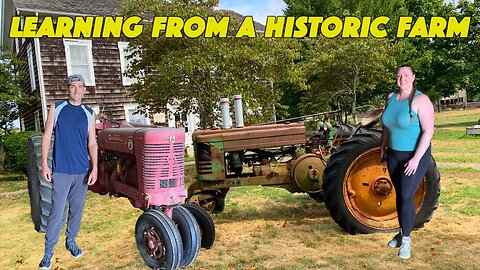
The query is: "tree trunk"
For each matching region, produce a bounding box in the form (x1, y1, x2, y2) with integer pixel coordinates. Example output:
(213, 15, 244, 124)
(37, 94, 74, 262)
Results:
(351, 72, 358, 124)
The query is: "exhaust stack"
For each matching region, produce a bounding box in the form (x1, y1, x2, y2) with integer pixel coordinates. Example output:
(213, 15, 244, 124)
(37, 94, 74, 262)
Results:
(220, 98, 232, 129)
(233, 95, 244, 128)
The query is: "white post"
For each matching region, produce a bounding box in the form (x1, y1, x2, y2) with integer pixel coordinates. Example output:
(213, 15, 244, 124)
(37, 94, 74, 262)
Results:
(220, 98, 231, 129)
(233, 95, 244, 128)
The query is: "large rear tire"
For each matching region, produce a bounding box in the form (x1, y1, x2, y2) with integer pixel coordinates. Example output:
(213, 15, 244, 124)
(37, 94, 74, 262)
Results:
(332, 124, 356, 138)
(322, 129, 440, 234)
(183, 203, 216, 249)
(27, 134, 55, 233)
(135, 210, 183, 270)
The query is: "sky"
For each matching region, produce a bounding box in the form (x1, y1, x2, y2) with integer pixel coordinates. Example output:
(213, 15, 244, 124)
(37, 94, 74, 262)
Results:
(218, 0, 460, 25)
(218, 0, 287, 25)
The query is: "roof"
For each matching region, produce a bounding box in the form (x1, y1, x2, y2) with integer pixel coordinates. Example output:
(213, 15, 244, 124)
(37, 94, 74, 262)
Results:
(12, 1, 265, 31)
(226, 10, 266, 32)
(13, 0, 122, 16)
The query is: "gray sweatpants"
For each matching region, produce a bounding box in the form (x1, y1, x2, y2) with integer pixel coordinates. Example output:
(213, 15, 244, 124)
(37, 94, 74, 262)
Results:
(45, 172, 88, 253)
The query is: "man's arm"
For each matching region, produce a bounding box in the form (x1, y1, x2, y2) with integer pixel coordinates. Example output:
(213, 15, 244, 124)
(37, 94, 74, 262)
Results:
(87, 112, 98, 185)
(41, 103, 56, 182)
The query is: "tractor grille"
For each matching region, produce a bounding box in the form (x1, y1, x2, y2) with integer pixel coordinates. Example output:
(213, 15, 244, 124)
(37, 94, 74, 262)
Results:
(142, 143, 184, 190)
(197, 144, 212, 175)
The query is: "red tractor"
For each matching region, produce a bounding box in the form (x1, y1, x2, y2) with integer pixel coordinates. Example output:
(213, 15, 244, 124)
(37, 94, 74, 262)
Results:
(27, 118, 215, 269)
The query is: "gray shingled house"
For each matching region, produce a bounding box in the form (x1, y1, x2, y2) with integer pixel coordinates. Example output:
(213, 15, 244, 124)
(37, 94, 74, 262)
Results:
(1, 0, 165, 132)
(0, 0, 264, 147)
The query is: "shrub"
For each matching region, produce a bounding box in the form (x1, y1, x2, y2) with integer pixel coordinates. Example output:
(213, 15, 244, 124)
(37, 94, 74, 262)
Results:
(2, 131, 39, 173)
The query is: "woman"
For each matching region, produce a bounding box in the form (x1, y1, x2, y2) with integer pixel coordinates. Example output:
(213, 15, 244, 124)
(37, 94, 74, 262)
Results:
(380, 65, 434, 259)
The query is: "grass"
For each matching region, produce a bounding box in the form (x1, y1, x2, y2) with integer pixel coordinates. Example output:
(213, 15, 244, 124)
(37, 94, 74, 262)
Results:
(185, 155, 195, 163)
(433, 108, 480, 140)
(0, 109, 479, 269)
(431, 109, 480, 164)
(439, 168, 480, 217)
(0, 178, 26, 194)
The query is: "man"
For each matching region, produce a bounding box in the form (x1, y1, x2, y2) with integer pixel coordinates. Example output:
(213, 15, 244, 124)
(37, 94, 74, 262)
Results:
(39, 74, 98, 270)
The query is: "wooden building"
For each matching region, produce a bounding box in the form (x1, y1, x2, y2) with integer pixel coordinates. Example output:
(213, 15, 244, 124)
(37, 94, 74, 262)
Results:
(1, 0, 162, 132)
(1, 0, 264, 148)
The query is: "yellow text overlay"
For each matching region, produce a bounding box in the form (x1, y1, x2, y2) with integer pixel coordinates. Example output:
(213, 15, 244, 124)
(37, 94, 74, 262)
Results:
(9, 16, 471, 38)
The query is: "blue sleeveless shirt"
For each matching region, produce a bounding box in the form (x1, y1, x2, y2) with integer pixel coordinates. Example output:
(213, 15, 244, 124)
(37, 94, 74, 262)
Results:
(53, 100, 93, 174)
(381, 91, 422, 151)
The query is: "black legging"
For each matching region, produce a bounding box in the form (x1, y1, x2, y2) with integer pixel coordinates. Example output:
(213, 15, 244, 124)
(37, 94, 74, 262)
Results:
(387, 146, 431, 237)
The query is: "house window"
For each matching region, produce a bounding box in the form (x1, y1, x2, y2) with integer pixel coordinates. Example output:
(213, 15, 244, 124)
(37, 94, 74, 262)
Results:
(153, 112, 166, 124)
(27, 43, 36, 91)
(117, 41, 138, 86)
(124, 104, 150, 125)
(174, 112, 188, 132)
(20, 118, 25, 132)
(63, 39, 95, 86)
(34, 111, 41, 132)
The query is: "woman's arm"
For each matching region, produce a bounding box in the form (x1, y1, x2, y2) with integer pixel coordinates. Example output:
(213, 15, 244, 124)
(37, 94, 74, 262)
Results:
(380, 126, 389, 161)
(404, 94, 434, 176)
(380, 92, 394, 161)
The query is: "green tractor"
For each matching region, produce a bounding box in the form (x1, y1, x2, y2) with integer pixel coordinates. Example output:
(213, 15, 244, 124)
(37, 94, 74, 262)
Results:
(186, 101, 440, 234)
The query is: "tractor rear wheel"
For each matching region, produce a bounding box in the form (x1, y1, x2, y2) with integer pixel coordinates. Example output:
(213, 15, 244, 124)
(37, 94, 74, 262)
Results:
(183, 203, 216, 249)
(27, 134, 57, 233)
(135, 210, 182, 270)
(200, 196, 225, 213)
(332, 124, 356, 138)
(322, 129, 440, 234)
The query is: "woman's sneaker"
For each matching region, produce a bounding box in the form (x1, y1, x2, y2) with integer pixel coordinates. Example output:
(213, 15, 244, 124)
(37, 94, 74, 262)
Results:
(66, 238, 83, 258)
(398, 241, 411, 259)
(388, 233, 402, 248)
(39, 251, 53, 270)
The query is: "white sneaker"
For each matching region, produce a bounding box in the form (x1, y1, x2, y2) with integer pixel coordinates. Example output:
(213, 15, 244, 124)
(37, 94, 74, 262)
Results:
(388, 233, 402, 248)
(398, 241, 411, 259)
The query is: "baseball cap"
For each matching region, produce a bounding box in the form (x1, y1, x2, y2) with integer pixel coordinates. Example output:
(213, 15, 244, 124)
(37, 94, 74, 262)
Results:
(67, 74, 85, 85)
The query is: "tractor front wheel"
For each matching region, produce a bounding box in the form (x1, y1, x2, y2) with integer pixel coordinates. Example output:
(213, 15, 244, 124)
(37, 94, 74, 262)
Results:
(322, 129, 440, 234)
(135, 210, 183, 269)
(170, 206, 201, 268)
(183, 203, 216, 249)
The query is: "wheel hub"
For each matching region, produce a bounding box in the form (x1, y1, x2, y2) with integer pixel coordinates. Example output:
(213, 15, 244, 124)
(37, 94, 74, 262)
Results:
(309, 168, 320, 181)
(143, 227, 164, 259)
(292, 154, 325, 193)
(373, 178, 393, 196)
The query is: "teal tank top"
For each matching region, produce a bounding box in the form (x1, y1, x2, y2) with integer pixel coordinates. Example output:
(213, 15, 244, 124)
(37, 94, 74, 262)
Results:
(381, 91, 422, 151)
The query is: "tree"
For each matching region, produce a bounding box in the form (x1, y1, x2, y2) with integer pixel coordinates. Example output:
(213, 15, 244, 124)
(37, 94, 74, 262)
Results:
(120, 0, 304, 128)
(284, 0, 405, 17)
(397, 0, 477, 109)
(456, 0, 480, 100)
(284, 0, 480, 114)
(284, 0, 403, 120)
(299, 37, 397, 123)
(0, 47, 27, 136)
